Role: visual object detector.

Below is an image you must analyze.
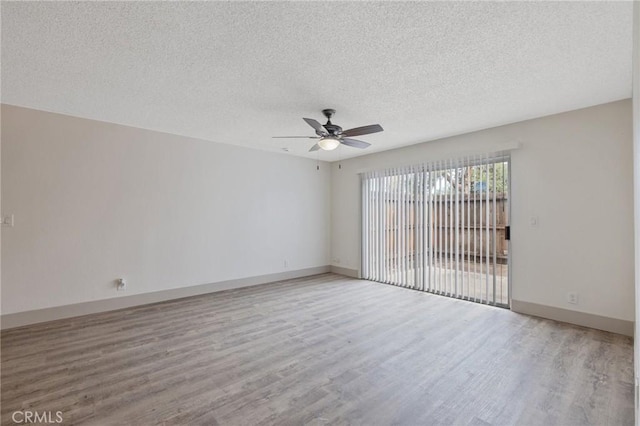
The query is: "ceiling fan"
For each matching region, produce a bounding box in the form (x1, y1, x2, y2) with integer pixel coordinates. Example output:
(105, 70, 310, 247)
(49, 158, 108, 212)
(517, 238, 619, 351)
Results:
(273, 109, 383, 152)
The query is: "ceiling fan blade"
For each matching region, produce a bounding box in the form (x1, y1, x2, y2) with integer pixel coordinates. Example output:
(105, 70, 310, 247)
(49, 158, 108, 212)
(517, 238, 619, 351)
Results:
(272, 136, 319, 139)
(342, 124, 383, 137)
(340, 138, 371, 149)
(303, 118, 328, 134)
(309, 144, 321, 152)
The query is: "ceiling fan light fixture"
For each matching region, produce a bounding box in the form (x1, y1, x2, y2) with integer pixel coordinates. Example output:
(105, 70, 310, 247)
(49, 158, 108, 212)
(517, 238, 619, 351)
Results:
(318, 136, 340, 151)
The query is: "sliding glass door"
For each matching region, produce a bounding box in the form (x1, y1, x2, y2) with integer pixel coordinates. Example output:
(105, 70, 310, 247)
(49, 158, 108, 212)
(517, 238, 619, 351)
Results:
(361, 156, 510, 307)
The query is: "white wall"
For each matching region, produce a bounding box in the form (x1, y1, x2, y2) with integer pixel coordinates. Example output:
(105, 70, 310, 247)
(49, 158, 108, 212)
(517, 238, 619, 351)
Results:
(331, 100, 634, 322)
(2, 100, 634, 324)
(632, 1, 639, 422)
(1, 105, 330, 314)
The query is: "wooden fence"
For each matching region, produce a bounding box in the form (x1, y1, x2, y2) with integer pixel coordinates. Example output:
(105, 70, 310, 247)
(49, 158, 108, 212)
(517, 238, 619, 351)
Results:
(381, 193, 508, 264)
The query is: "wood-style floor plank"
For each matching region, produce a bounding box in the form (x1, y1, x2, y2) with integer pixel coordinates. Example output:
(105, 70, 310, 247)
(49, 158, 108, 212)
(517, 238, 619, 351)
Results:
(1, 273, 633, 425)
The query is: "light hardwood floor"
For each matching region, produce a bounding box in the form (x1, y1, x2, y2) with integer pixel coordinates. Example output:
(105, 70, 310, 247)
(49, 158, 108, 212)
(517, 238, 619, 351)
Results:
(1, 273, 633, 425)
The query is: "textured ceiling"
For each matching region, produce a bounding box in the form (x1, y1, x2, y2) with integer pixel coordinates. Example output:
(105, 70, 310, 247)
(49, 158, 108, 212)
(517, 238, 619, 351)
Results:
(1, 1, 633, 160)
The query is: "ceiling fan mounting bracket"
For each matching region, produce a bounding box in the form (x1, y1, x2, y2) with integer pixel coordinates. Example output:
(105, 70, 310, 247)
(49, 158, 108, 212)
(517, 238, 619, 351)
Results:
(322, 109, 336, 120)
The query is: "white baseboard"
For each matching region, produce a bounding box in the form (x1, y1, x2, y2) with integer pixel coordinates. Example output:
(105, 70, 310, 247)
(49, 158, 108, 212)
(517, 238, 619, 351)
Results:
(1, 266, 331, 330)
(511, 299, 633, 337)
(330, 265, 360, 278)
(8, 271, 628, 338)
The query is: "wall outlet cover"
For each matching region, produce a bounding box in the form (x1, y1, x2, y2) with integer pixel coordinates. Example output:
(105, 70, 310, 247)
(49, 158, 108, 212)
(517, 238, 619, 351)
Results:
(2, 214, 14, 227)
(116, 279, 126, 291)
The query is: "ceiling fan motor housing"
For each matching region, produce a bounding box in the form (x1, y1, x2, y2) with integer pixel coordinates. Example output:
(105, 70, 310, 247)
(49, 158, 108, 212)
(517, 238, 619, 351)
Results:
(321, 108, 341, 135)
(323, 123, 342, 135)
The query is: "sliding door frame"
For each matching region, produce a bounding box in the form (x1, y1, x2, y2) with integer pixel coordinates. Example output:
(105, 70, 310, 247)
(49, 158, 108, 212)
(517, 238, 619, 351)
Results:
(360, 155, 512, 308)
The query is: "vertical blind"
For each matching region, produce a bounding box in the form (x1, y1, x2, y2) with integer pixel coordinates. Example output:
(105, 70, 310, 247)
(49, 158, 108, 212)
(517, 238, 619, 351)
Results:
(361, 154, 510, 307)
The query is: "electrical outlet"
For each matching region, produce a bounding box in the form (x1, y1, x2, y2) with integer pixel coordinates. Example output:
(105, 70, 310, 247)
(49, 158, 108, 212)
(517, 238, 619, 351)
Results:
(567, 292, 578, 304)
(116, 278, 126, 291)
(1, 214, 14, 227)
